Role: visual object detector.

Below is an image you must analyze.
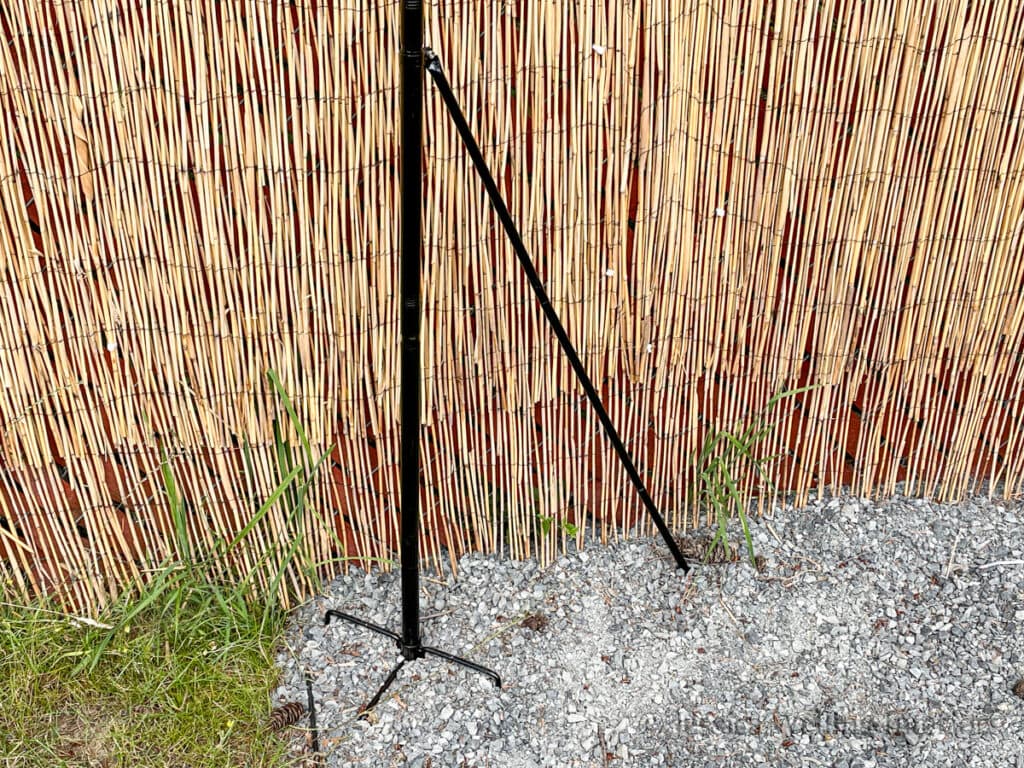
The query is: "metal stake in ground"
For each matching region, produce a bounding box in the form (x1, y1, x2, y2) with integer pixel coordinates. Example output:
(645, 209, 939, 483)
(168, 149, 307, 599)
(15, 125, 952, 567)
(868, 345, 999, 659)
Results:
(323, 0, 501, 716)
(423, 49, 690, 574)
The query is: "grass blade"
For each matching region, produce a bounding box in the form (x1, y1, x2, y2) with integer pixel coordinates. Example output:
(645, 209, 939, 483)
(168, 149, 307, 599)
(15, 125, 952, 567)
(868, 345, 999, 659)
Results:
(226, 463, 305, 551)
(267, 368, 313, 469)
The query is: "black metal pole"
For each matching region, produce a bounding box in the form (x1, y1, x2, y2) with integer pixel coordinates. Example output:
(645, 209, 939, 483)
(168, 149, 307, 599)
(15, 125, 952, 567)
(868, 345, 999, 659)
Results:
(399, 0, 425, 660)
(424, 49, 689, 573)
(316, 7, 501, 716)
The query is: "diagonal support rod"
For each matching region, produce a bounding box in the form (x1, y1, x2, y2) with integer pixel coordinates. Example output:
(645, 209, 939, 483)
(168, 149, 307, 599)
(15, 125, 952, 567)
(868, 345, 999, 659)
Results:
(423, 49, 689, 573)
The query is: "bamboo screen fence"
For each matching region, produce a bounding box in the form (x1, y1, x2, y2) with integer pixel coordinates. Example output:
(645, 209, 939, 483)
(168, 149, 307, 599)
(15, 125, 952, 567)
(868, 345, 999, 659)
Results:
(2, 0, 1024, 609)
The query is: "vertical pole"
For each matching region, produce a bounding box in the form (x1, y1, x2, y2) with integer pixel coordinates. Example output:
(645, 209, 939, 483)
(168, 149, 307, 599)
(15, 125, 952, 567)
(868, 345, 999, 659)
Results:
(399, 0, 425, 659)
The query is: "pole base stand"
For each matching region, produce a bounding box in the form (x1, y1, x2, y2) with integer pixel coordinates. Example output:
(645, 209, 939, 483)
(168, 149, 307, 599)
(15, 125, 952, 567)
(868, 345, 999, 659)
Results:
(324, 610, 502, 719)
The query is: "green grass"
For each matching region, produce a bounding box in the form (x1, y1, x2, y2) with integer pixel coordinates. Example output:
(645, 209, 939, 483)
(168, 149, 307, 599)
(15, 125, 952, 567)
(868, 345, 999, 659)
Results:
(0, 593, 296, 767)
(0, 369, 341, 767)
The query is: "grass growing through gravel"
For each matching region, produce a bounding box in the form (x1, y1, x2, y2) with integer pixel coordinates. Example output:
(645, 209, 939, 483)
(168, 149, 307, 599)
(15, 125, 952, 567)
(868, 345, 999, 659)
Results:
(0, 370, 346, 767)
(693, 385, 820, 566)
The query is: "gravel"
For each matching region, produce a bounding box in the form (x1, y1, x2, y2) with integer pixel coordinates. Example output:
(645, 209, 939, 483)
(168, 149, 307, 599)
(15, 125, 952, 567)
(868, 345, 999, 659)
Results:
(273, 492, 1024, 767)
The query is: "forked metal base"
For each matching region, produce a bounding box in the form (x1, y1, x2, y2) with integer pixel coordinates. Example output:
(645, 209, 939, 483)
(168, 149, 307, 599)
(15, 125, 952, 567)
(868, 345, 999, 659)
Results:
(324, 610, 502, 718)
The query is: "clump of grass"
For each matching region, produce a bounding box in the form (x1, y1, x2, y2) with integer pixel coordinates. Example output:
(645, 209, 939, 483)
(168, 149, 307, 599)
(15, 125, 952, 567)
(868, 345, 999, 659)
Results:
(0, 369, 342, 767)
(0, 596, 294, 767)
(692, 385, 820, 567)
(74, 369, 333, 675)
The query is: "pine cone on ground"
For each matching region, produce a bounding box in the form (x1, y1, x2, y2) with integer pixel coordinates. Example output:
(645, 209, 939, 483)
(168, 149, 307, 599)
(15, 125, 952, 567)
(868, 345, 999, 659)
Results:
(268, 701, 306, 731)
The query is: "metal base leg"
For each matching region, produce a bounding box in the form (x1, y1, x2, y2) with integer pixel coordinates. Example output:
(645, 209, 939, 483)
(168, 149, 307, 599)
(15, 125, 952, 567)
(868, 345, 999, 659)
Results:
(360, 658, 406, 718)
(324, 610, 502, 719)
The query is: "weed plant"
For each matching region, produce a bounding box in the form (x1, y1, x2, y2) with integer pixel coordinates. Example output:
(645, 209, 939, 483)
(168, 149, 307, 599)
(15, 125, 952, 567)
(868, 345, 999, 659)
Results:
(692, 385, 820, 566)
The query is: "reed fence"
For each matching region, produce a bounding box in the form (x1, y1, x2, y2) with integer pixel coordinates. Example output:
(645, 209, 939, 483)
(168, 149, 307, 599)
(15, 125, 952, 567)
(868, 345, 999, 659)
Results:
(1, 0, 1023, 610)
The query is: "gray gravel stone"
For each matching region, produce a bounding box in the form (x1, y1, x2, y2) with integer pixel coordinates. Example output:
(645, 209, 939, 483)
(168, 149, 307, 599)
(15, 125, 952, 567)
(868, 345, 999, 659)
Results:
(273, 492, 1024, 767)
